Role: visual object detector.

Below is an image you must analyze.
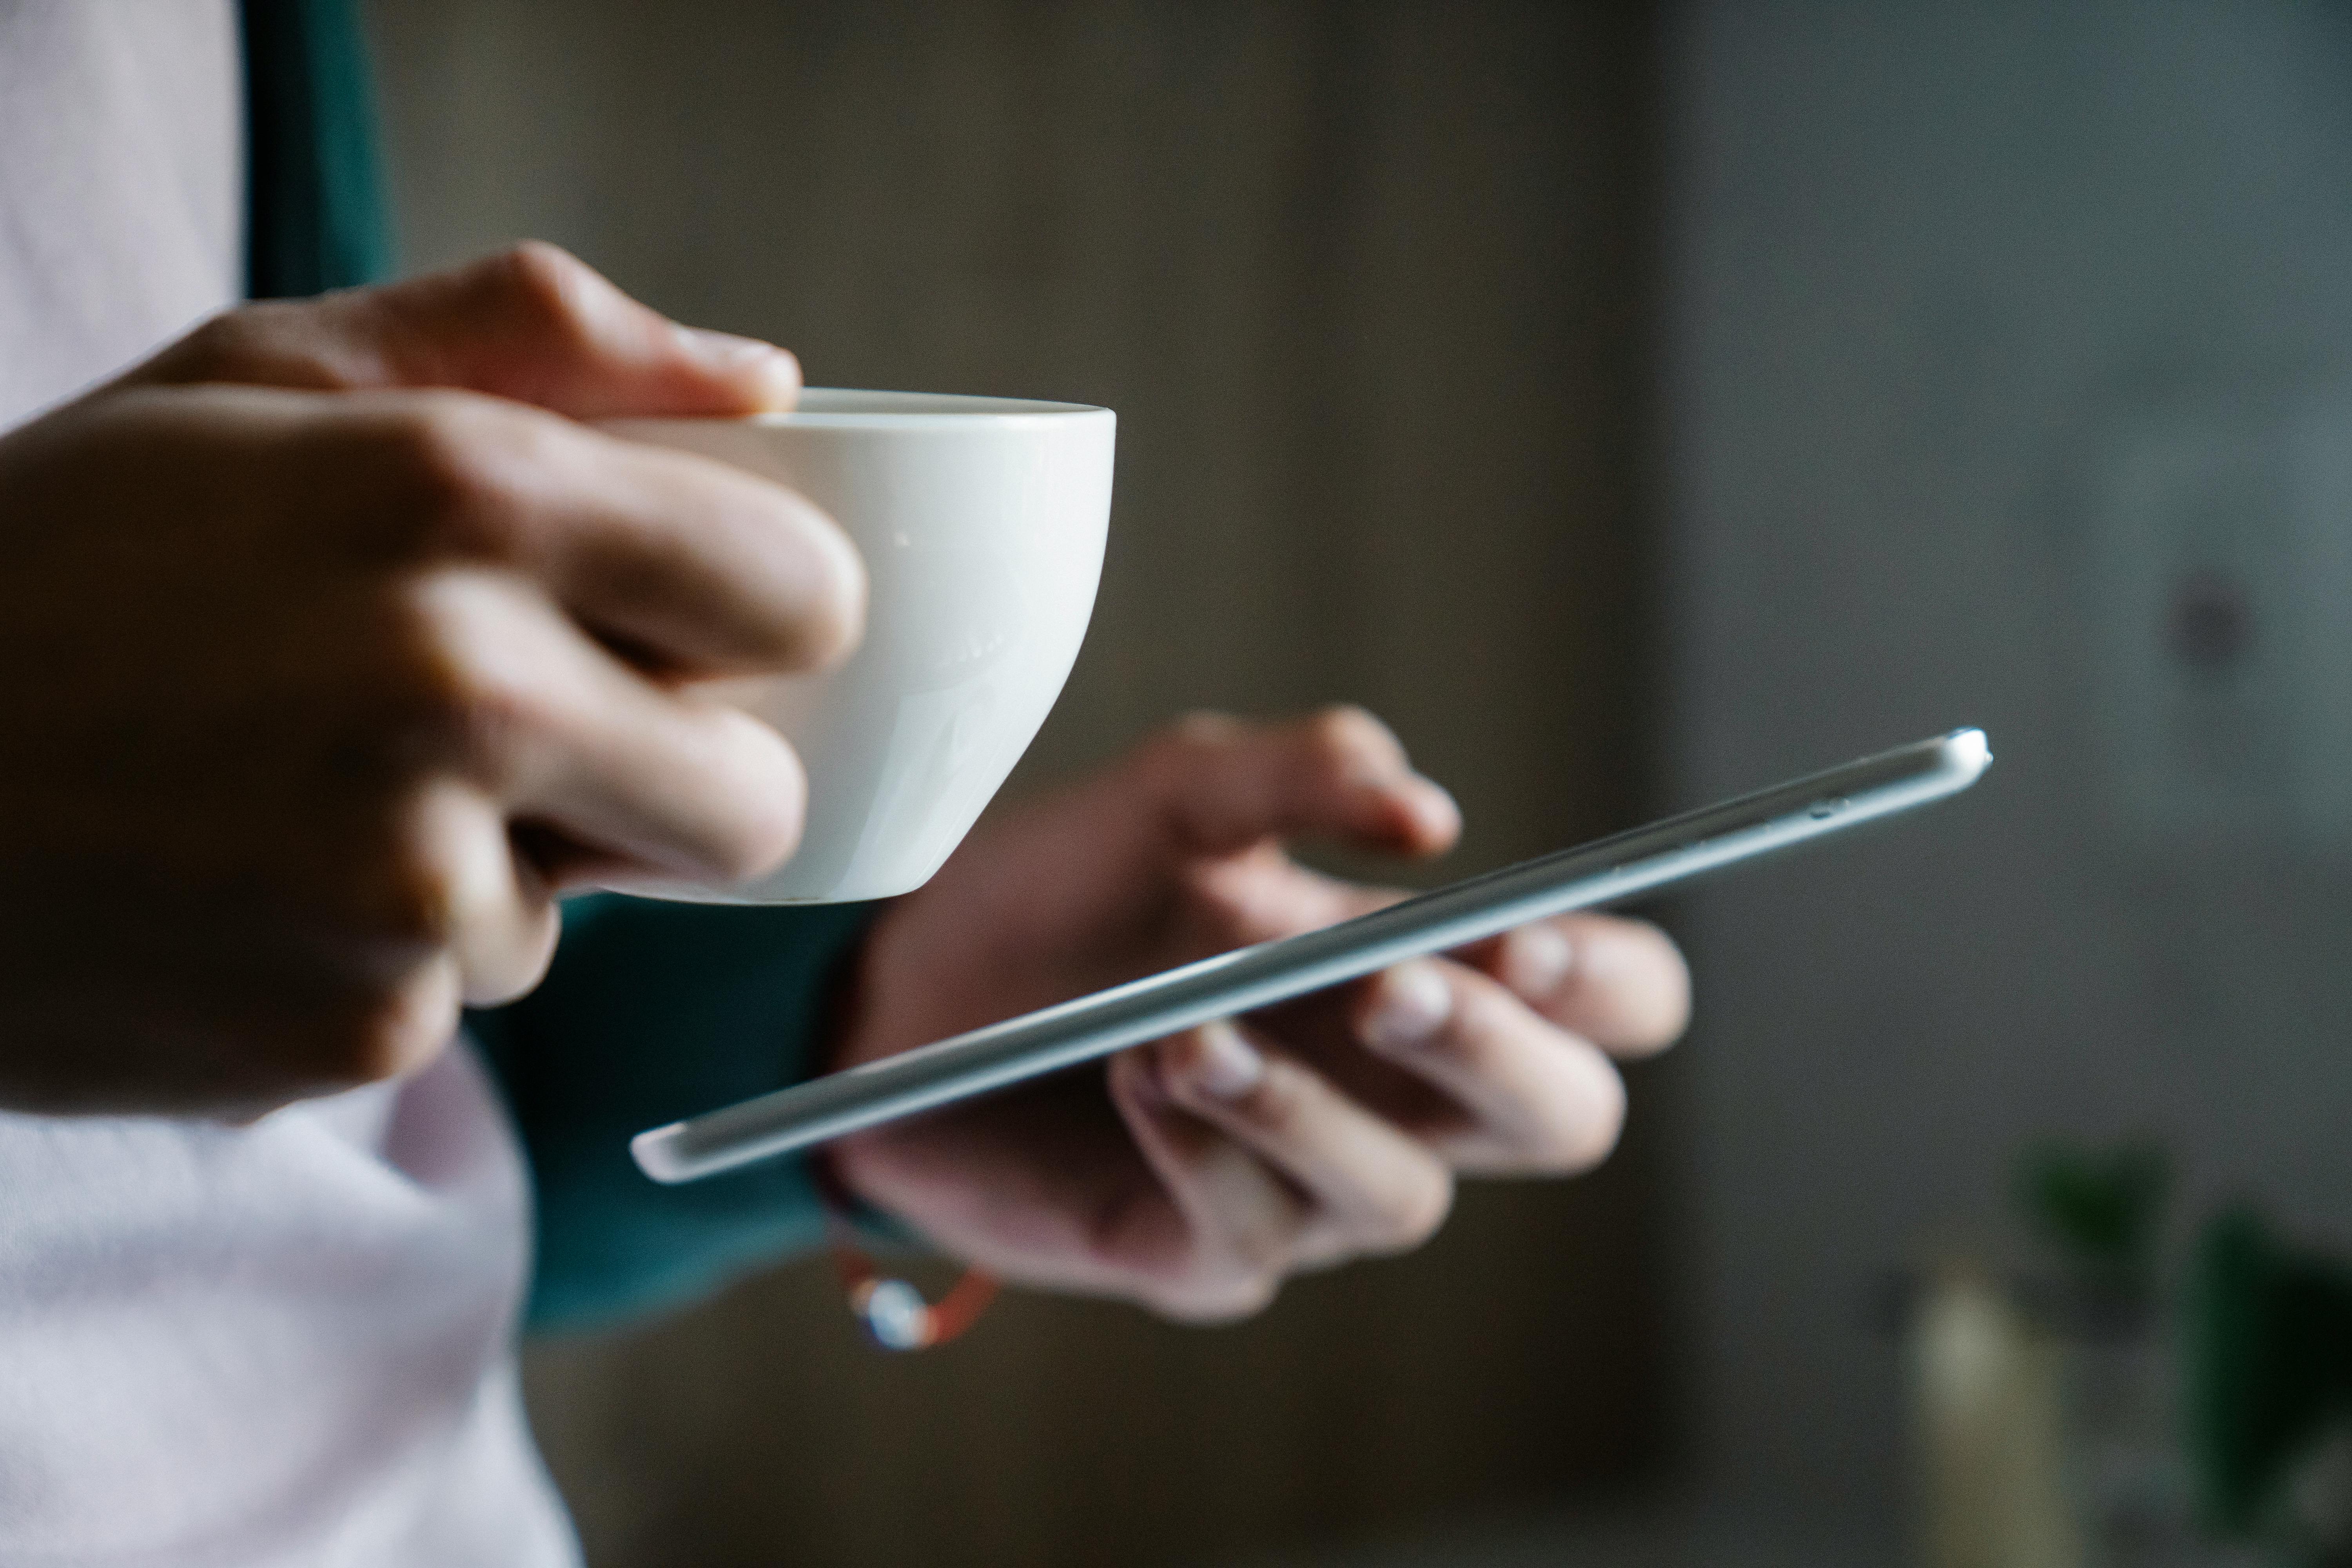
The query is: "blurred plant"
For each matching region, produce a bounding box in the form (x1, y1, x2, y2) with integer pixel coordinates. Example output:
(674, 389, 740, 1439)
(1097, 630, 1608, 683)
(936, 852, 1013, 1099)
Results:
(1995, 1138, 2184, 1567)
(1909, 1141, 2352, 1565)
(2016, 1139, 2172, 1305)
(2185, 1208, 2352, 1564)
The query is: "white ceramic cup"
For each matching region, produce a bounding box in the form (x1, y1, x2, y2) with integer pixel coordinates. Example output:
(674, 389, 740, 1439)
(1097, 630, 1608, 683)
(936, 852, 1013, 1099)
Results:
(602, 389, 1114, 903)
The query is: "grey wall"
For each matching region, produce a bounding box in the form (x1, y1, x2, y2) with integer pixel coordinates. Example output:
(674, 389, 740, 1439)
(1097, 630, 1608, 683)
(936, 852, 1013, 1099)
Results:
(1667, 0, 2352, 1541)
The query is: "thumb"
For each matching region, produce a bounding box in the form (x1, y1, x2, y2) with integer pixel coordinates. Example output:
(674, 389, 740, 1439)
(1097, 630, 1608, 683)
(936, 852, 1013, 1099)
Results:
(1131, 708, 1462, 860)
(128, 242, 800, 419)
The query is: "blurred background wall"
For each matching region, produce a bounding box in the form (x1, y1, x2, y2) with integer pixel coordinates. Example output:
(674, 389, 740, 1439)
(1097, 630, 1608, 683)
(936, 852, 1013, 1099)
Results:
(367, 1, 2352, 1563)
(1667, 0, 2352, 1551)
(367, 4, 1675, 1565)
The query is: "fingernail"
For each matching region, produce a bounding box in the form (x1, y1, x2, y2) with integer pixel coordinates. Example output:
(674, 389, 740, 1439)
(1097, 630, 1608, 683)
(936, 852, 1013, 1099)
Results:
(1184, 1023, 1266, 1100)
(1367, 962, 1453, 1051)
(675, 325, 801, 405)
(1508, 923, 1575, 999)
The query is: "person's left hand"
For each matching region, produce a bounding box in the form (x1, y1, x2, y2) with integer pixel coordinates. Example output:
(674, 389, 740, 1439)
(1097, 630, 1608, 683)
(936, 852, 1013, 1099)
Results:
(828, 708, 1689, 1321)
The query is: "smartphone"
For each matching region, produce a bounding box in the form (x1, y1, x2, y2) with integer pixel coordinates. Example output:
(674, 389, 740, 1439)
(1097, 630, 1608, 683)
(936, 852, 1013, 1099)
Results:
(633, 727, 1991, 1183)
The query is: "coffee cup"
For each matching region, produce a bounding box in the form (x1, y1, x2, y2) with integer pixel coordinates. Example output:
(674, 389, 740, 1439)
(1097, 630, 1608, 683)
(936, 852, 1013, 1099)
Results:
(602, 389, 1114, 903)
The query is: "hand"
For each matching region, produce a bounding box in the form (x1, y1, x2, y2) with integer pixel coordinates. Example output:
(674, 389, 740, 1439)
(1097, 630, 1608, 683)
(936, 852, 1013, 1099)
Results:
(0, 244, 863, 1116)
(830, 709, 1690, 1320)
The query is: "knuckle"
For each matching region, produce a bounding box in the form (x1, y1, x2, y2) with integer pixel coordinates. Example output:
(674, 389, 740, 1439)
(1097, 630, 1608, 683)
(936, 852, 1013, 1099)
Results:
(383, 582, 543, 778)
(1229, 1062, 1310, 1136)
(1396, 984, 1497, 1071)
(152, 301, 354, 391)
(1156, 1029, 1221, 1092)
(165, 310, 262, 382)
(434, 669, 537, 787)
(370, 399, 537, 559)
(1145, 710, 1239, 771)
(1169, 709, 1241, 744)
(1420, 1019, 1490, 1074)
(485, 241, 604, 349)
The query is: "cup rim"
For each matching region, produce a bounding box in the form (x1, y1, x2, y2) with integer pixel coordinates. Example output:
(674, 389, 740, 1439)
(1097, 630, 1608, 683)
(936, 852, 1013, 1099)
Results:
(734, 387, 1113, 426)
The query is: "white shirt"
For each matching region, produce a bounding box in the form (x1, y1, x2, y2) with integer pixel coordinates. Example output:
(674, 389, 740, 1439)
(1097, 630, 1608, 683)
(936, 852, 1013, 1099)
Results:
(0, 5, 576, 1561)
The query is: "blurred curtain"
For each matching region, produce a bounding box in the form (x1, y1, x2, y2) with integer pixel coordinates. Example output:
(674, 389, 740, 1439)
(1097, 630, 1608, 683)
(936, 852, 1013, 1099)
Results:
(367, 3, 1667, 1563)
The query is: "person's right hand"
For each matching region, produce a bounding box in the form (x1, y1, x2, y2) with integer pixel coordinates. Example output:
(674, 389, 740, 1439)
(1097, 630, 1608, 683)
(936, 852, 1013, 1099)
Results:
(0, 244, 863, 1118)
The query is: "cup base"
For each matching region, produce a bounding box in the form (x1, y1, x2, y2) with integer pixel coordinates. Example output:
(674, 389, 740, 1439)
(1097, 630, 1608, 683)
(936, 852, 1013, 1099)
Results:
(608, 871, 935, 907)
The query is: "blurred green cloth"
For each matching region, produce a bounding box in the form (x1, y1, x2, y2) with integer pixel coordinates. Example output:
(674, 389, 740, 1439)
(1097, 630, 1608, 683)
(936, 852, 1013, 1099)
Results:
(467, 897, 877, 1330)
(240, 0, 391, 298)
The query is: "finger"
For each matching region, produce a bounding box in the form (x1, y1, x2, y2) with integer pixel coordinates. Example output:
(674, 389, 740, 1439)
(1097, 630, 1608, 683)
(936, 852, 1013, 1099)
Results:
(402, 776, 561, 1005)
(1450, 913, 1691, 1057)
(410, 570, 807, 889)
(1351, 960, 1627, 1176)
(358, 390, 864, 678)
(134, 242, 803, 418)
(1151, 1023, 1454, 1264)
(1134, 706, 1461, 860)
(1181, 849, 1381, 951)
(1104, 1047, 1308, 1321)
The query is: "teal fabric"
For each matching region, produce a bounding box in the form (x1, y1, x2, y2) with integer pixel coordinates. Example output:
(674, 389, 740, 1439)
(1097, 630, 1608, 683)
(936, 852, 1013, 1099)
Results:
(467, 896, 881, 1332)
(239, 0, 393, 298)
(240, 0, 874, 1330)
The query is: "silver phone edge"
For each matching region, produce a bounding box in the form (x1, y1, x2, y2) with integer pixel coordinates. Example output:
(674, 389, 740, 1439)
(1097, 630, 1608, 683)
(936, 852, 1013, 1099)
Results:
(633, 728, 1991, 1184)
